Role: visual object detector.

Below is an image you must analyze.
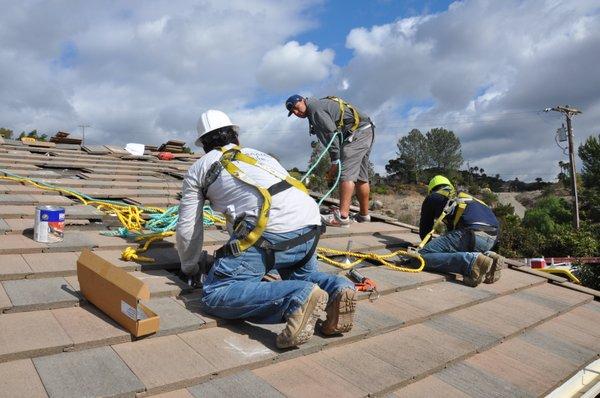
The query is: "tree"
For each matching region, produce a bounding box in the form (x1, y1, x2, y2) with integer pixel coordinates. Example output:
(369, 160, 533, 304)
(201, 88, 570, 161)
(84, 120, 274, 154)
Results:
(305, 140, 332, 193)
(557, 161, 570, 187)
(579, 135, 600, 190)
(424, 127, 463, 171)
(17, 130, 48, 142)
(395, 129, 428, 183)
(522, 195, 571, 235)
(0, 127, 13, 139)
(577, 134, 600, 289)
(367, 160, 376, 182)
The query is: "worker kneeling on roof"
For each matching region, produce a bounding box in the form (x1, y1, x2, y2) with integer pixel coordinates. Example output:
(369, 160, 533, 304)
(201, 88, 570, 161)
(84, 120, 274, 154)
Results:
(419, 175, 504, 287)
(176, 110, 356, 349)
(286, 94, 374, 228)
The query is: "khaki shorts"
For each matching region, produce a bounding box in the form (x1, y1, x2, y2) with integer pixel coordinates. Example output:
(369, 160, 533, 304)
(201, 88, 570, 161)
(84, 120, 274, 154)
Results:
(340, 126, 374, 182)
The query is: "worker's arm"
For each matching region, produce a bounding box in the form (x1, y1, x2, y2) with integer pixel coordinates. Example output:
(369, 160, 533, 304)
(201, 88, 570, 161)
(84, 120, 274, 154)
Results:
(176, 168, 205, 276)
(418, 194, 446, 239)
(312, 110, 341, 162)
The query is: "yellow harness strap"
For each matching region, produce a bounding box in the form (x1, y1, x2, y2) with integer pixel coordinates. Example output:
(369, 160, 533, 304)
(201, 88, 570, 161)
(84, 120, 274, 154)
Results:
(218, 146, 308, 253)
(451, 192, 488, 228)
(418, 189, 491, 248)
(324, 96, 361, 132)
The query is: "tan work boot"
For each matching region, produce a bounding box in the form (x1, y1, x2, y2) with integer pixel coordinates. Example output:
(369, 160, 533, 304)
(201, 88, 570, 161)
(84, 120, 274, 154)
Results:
(320, 288, 357, 335)
(276, 286, 328, 349)
(463, 254, 493, 287)
(484, 251, 504, 284)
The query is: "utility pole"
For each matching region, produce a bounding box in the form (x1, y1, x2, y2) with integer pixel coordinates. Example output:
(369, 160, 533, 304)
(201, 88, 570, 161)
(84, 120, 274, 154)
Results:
(545, 105, 582, 229)
(78, 124, 90, 146)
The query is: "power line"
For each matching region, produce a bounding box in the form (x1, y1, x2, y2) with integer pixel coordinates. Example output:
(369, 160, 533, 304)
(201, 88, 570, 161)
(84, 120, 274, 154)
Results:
(237, 109, 552, 136)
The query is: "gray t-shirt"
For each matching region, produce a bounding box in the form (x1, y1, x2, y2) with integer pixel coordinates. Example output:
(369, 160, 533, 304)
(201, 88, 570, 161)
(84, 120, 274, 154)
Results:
(305, 97, 370, 161)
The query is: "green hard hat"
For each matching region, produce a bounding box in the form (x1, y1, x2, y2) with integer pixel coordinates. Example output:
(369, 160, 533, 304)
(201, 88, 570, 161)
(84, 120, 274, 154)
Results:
(428, 175, 454, 194)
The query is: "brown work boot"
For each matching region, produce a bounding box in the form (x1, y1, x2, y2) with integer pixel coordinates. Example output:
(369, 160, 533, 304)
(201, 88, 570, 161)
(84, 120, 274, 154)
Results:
(463, 254, 493, 287)
(276, 286, 328, 349)
(484, 251, 504, 284)
(320, 288, 357, 335)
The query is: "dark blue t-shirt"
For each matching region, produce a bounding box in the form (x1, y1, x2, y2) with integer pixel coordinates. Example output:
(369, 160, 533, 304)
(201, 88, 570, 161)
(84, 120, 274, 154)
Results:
(419, 192, 499, 239)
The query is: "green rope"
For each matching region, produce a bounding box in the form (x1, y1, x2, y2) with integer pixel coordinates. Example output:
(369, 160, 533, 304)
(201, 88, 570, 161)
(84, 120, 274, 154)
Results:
(300, 132, 343, 206)
(301, 131, 341, 183)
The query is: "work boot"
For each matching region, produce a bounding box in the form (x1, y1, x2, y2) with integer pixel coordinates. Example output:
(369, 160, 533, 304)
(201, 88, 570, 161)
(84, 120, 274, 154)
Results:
(484, 251, 504, 284)
(321, 209, 351, 228)
(463, 254, 493, 287)
(320, 288, 357, 335)
(276, 286, 328, 349)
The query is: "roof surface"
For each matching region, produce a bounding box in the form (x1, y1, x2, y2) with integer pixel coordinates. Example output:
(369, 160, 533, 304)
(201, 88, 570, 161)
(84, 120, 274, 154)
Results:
(0, 140, 599, 398)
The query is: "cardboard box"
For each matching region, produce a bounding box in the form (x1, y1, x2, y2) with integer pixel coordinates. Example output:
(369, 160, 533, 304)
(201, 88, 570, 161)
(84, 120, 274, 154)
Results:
(77, 249, 160, 337)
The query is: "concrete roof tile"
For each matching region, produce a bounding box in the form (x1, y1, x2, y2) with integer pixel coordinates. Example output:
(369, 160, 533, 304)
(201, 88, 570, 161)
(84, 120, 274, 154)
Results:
(51, 305, 131, 349)
(188, 370, 284, 398)
(112, 335, 216, 394)
(33, 346, 144, 398)
(180, 327, 276, 371)
(2, 277, 79, 311)
(253, 356, 368, 398)
(0, 310, 73, 361)
(0, 254, 33, 280)
(0, 359, 48, 398)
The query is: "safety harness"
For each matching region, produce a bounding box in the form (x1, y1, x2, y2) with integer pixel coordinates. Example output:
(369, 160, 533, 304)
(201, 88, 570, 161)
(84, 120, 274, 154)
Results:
(208, 146, 324, 271)
(418, 187, 496, 249)
(323, 96, 361, 133)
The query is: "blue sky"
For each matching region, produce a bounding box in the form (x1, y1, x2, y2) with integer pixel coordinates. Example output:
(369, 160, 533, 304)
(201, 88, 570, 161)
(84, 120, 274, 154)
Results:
(296, 0, 453, 65)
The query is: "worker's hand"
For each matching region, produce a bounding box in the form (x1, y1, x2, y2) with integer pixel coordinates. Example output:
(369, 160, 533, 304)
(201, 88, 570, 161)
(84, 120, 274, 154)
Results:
(326, 162, 339, 181)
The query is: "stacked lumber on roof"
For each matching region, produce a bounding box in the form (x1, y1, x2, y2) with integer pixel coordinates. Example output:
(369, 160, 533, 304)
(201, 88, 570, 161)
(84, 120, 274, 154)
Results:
(50, 132, 82, 145)
(157, 140, 187, 153)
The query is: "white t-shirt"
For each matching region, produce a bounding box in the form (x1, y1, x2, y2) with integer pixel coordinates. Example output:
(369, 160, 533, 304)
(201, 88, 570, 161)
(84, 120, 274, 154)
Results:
(176, 144, 321, 274)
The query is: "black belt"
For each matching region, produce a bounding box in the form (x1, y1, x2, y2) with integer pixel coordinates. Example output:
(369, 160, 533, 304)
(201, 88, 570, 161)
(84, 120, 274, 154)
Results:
(215, 225, 326, 272)
(462, 225, 498, 252)
(469, 225, 498, 236)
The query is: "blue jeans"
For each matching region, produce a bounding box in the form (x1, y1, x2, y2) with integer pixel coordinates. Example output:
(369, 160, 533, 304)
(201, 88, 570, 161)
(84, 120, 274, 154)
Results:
(420, 229, 497, 276)
(201, 226, 354, 324)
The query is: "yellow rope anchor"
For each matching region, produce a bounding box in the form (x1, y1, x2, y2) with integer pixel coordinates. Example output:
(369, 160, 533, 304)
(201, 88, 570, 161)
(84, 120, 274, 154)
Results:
(316, 246, 425, 272)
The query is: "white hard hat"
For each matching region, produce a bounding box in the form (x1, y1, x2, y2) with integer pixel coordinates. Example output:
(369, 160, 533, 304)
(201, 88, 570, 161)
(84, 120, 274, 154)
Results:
(195, 109, 239, 146)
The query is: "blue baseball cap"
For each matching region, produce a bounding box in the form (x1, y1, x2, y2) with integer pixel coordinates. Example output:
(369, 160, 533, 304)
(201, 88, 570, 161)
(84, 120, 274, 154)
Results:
(285, 94, 304, 116)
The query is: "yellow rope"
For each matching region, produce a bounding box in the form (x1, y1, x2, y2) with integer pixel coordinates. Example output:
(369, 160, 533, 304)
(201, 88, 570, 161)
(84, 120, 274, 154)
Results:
(1, 173, 425, 271)
(316, 246, 425, 273)
(0, 174, 224, 262)
(121, 232, 175, 262)
(1, 174, 149, 231)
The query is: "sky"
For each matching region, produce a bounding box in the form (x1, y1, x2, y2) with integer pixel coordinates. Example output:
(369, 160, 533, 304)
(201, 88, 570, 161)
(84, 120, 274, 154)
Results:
(1, 0, 599, 182)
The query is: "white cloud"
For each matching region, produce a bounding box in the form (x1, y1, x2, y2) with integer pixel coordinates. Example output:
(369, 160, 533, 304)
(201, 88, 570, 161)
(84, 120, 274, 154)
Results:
(332, 0, 600, 180)
(1, 0, 599, 183)
(0, 0, 317, 147)
(256, 41, 335, 92)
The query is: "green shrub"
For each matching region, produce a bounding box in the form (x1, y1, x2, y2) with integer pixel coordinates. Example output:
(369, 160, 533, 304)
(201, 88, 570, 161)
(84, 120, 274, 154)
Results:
(371, 184, 390, 195)
(579, 264, 600, 290)
(523, 195, 571, 235)
(479, 188, 498, 206)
